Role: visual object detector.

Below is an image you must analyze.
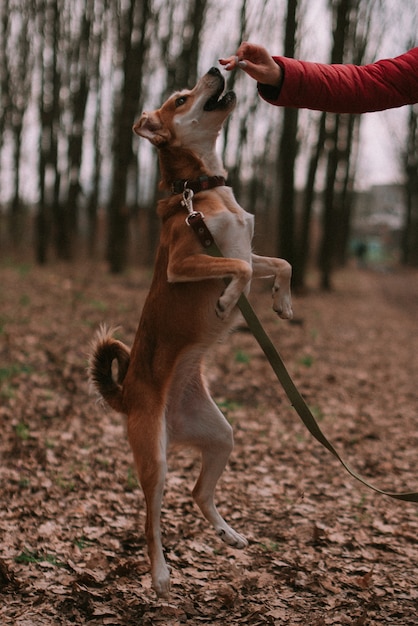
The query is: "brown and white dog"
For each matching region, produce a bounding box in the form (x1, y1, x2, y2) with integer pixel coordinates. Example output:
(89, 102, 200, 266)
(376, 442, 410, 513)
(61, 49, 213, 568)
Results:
(89, 67, 292, 598)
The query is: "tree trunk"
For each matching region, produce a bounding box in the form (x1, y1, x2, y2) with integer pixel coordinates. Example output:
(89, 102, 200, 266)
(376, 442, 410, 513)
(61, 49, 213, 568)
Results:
(318, 0, 374, 289)
(402, 105, 418, 266)
(35, 0, 62, 265)
(143, 0, 208, 266)
(107, 0, 150, 273)
(293, 113, 327, 290)
(61, 6, 92, 259)
(277, 0, 299, 265)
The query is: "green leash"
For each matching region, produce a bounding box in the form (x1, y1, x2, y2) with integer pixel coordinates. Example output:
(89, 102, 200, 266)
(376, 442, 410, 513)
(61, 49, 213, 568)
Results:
(185, 199, 418, 503)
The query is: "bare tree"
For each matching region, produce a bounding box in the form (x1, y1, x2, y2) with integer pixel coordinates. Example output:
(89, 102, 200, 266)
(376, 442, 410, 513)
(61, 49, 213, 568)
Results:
(9, 13, 31, 248)
(139, 0, 209, 265)
(402, 104, 418, 265)
(107, 0, 151, 273)
(57, 2, 94, 259)
(35, 0, 62, 265)
(276, 0, 299, 266)
(170, 0, 208, 91)
(318, 0, 373, 290)
(85, 0, 106, 259)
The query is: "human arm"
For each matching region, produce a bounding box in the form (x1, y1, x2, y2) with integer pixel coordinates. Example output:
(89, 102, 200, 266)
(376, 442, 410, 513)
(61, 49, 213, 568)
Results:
(220, 43, 418, 114)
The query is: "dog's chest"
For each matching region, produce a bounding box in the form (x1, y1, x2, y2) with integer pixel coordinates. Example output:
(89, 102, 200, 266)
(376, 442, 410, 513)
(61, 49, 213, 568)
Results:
(206, 207, 254, 262)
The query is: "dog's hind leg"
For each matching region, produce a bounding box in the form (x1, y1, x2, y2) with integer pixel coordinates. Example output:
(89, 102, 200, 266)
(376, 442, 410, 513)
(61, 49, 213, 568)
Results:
(194, 424, 248, 548)
(251, 254, 293, 320)
(127, 404, 170, 598)
(170, 379, 248, 549)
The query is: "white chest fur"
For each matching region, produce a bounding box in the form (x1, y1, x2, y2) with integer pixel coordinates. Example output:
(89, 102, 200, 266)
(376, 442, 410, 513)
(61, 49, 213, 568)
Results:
(205, 188, 254, 265)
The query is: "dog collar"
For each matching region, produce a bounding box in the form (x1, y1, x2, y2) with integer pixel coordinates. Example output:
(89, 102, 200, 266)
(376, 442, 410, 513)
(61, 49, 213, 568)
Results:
(171, 175, 226, 195)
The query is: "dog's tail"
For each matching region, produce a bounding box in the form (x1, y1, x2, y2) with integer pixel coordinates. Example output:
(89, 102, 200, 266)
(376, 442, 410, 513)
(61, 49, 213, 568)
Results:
(88, 325, 130, 413)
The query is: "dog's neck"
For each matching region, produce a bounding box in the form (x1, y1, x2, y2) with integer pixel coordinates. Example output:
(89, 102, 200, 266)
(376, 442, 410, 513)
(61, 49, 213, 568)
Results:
(157, 145, 226, 192)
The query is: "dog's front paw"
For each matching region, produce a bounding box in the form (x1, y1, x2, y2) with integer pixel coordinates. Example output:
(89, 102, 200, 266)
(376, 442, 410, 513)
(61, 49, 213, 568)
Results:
(216, 295, 234, 320)
(273, 299, 293, 320)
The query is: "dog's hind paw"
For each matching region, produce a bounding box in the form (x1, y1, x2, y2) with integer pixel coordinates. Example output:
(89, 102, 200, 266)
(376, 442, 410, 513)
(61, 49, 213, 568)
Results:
(273, 291, 293, 320)
(152, 564, 171, 599)
(216, 526, 248, 549)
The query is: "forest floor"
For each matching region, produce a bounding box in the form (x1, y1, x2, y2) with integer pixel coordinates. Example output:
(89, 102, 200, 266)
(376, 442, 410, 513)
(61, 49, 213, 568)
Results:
(1, 258, 418, 625)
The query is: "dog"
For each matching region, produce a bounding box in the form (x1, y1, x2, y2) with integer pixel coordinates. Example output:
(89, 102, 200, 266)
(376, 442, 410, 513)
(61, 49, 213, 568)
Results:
(89, 67, 293, 598)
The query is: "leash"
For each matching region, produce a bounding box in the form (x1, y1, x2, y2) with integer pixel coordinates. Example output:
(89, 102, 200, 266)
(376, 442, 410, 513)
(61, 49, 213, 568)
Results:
(182, 188, 418, 503)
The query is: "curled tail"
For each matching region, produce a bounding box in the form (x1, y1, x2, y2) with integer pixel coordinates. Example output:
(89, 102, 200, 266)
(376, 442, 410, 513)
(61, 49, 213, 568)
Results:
(89, 325, 130, 412)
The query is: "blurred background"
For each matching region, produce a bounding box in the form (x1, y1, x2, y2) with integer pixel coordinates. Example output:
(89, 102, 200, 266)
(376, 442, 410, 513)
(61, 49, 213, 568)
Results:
(0, 0, 417, 289)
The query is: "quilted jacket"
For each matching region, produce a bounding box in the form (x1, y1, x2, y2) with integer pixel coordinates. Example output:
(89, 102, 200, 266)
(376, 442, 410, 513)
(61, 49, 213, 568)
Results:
(258, 47, 418, 113)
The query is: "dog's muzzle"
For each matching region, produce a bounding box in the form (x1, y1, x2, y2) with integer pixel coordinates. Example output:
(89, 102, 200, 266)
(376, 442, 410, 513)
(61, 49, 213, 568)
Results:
(203, 67, 236, 111)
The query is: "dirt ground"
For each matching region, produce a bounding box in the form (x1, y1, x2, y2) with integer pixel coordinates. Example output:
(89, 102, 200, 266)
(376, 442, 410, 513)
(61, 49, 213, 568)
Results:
(1, 259, 418, 625)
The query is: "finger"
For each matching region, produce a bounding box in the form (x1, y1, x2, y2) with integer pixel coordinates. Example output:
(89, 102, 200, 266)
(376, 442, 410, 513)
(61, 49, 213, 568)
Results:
(219, 55, 239, 71)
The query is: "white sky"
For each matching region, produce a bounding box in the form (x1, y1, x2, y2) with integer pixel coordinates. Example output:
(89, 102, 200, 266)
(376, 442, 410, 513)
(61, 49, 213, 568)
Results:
(2, 0, 417, 204)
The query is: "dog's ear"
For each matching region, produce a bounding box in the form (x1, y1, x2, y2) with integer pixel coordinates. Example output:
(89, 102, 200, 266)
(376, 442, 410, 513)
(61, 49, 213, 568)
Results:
(133, 112, 171, 147)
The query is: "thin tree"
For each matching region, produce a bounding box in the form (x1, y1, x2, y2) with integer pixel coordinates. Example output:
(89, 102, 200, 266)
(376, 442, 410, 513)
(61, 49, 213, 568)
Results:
(293, 114, 326, 289)
(86, 0, 106, 259)
(8, 11, 31, 248)
(276, 0, 299, 266)
(318, 0, 373, 289)
(58, 2, 94, 259)
(0, 4, 10, 252)
(141, 0, 208, 265)
(35, 0, 62, 265)
(107, 0, 151, 273)
(402, 104, 418, 266)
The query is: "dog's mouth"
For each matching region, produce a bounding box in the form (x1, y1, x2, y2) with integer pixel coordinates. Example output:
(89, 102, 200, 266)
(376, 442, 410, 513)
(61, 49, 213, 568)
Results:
(203, 69, 236, 111)
(203, 89, 236, 111)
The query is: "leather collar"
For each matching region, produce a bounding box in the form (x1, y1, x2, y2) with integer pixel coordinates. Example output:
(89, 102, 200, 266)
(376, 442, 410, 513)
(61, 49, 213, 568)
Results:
(171, 175, 226, 195)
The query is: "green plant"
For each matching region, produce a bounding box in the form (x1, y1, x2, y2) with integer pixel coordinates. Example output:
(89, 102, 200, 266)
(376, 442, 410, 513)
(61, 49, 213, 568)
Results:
(310, 404, 325, 422)
(54, 476, 76, 491)
(259, 540, 281, 553)
(15, 549, 67, 568)
(0, 315, 8, 335)
(74, 537, 93, 550)
(0, 384, 15, 400)
(15, 422, 30, 441)
(310, 328, 319, 340)
(299, 354, 314, 367)
(19, 294, 31, 306)
(126, 467, 138, 491)
(0, 363, 33, 382)
(17, 263, 31, 277)
(234, 350, 251, 364)
(89, 299, 108, 312)
(216, 399, 242, 413)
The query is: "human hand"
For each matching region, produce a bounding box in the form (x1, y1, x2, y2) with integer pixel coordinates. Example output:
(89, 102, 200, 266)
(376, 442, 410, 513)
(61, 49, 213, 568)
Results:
(219, 42, 282, 86)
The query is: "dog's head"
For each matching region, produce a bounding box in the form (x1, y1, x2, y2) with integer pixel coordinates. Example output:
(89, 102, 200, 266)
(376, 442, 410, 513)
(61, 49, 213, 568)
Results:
(133, 67, 236, 150)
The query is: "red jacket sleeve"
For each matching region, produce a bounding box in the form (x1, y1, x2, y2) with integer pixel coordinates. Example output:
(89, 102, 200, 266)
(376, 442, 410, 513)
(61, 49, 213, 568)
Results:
(258, 48, 418, 114)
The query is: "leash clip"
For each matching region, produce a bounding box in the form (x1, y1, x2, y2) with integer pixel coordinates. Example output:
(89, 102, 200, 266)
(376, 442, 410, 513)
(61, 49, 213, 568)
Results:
(181, 187, 194, 214)
(182, 187, 206, 226)
(182, 186, 214, 248)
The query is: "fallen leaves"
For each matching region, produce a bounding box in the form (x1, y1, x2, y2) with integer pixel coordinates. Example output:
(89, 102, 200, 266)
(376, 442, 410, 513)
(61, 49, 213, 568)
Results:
(1, 261, 418, 624)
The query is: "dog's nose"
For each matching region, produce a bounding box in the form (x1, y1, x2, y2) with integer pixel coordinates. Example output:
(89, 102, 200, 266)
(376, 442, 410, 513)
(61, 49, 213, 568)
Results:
(208, 67, 221, 77)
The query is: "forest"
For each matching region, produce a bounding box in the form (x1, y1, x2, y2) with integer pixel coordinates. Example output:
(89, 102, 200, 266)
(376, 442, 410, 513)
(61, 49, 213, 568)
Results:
(2, 2, 418, 624)
(0, 0, 417, 288)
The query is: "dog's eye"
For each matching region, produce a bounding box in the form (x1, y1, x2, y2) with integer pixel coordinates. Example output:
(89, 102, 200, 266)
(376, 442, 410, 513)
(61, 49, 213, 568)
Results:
(175, 96, 187, 108)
